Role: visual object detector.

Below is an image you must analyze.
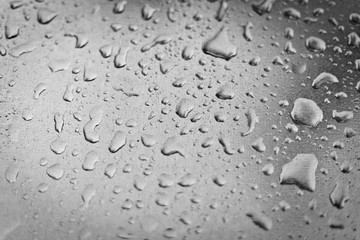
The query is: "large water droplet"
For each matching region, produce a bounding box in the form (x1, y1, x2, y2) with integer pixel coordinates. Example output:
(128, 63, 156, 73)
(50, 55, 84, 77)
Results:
(202, 27, 237, 60)
(279, 154, 318, 192)
(291, 98, 323, 127)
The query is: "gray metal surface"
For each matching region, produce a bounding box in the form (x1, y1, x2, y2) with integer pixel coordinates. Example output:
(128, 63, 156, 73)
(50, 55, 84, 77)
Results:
(0, 0, 359, 239)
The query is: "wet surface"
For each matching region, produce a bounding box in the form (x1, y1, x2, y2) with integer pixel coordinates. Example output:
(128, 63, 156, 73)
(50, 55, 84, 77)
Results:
(0, 0, 360, 239)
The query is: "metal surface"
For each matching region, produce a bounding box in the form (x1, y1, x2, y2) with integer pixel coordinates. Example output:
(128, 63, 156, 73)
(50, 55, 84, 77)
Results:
(0, 0, 359, 239)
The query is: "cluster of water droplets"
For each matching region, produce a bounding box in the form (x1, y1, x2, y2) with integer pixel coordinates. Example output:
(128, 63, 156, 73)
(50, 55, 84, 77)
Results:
(0, 0, 359, 239)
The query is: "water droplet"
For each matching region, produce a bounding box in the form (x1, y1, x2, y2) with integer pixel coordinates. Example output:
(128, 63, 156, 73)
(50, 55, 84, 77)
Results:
(262, 163, 274, 176)
(243, 22, 253, 42)
(160, 60, 176, 74)
(109, 131, 127, 153)
(104, 163, 117, 178)
(305, 36, 326, 52)
(99, 44, 113, 58)
(283, 8, 301, 19)
(63, 83, 75, 102)
(175, 98, 194, 118)
(344, 127, 356, 138)
(312, 72, 339, 89)
(349, 13, 360, 24)
(155, 192, 170, 206)
(215, 83, 235, 100)
(48, 58, 71, 72)
(5, 19, 19, 39)
(284, 27, 294, 39)
(83, 106, 103, 143)
(158, 173, 174, 188)
(141, 34, 173, 52)
(133, 174, 146, 191)
(218, 136, 235, 155)
(291, 98, 323, 127)
(64, 33, 89, 48)
(161, 136, 186, 157)
(246, 210, 272, 230)
(142, 4, 158, 20)
(114, 46, 130, 68)
(113, 1, 127, 14)
(292, 62, 306, 74)
(141, 134, 157, 147)
(348, 32, 360, 47)
(241, 108, 259, 136)
(202, 27, 237, 60)
(178, 173, 196, 187)
(81, 184, 96, 208)
(328, 215, 345, 229)
(37, 8, 57, 24)
(182, 46, 195, 60)
(33, 83, 47, 100)
(330, 181, 349, 209)
(22, 108, 33, 121)
(83, 64, 97, 81)
(5, 165, 19, 183)
(215, 0, 229, 21)
(9, 40, 37, 57)
(280, 153, 318, 192)
(251, 137, 266, 152)
(46, 163, 64, 180)
(54, 112, 64, 133)
(252, 0, 276, 15)
(50, 138, 67, 155)
(37, 183, 49, 193)
(332, 110, 353, 123)
(82, 150, 99, 171)
(213, 175, 226, 186)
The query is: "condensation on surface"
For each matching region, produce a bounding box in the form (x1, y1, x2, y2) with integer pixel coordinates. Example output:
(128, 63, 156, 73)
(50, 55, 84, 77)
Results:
(0, 0, 360, 239)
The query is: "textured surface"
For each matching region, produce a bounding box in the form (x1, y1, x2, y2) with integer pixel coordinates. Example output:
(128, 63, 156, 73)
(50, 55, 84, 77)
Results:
(0, 0, 360, 239)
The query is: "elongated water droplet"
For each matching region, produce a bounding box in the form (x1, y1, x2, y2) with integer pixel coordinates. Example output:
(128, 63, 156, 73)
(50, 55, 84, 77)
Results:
(81, 184, 96, 208)
(9, 40, 37, 57)
(246, 210, 272, 231)
(330, 181, 349, 209)
(332, 110, 353, 123)
(83, 106, 103, 143)
(241, 108, 259, 136)
(33, 83, 47, 100)
(178, 173, 196, 187)
(161, 136, 186, 157)
(113, 1, 127, 13)
(215, 0, 229, 21)
(83, 150, 99, 171)
(142, 4, 158, 20)
(141, 34, 173, 52)
(312, 72, 338, 89)
(114, 46, 130, 68)
(5, 165, 19, 183)
(109, 131, 127, 153)
(48, 58, 71, 72)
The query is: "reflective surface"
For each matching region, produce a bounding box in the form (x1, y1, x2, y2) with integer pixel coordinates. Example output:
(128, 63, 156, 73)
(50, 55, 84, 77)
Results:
(0, 0, 360, 239)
